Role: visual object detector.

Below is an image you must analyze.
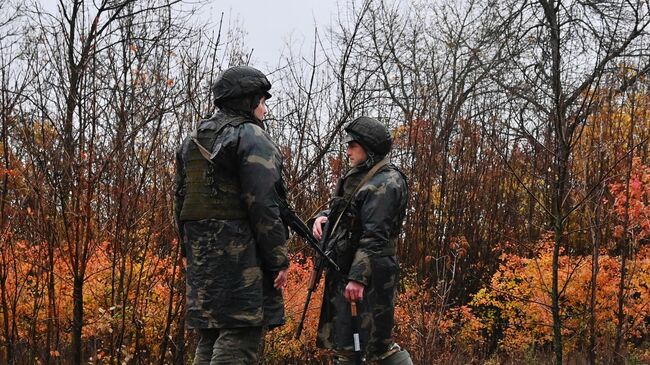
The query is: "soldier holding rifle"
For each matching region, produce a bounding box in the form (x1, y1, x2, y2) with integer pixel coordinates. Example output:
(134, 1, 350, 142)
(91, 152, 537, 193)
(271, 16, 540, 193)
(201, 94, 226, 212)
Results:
(311, 117, 414, 365)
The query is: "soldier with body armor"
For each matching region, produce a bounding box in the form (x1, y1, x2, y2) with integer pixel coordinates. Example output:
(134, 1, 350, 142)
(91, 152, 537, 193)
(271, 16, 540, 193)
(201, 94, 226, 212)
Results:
(312, 117, 414, 365)
(174, 66, 289, 365)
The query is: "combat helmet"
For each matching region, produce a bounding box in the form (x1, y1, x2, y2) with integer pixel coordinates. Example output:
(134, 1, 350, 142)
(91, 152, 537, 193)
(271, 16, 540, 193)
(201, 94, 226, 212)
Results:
(343, 116, 392, 156)
(211, 65, 272, 104)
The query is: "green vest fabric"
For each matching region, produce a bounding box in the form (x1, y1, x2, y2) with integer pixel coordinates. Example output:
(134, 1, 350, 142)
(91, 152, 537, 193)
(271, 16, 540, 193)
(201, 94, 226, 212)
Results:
(179, 116, 248, 221)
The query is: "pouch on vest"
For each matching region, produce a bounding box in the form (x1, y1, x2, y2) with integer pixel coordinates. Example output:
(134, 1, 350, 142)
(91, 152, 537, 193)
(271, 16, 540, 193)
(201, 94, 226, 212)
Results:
(179, 115, 250, 221)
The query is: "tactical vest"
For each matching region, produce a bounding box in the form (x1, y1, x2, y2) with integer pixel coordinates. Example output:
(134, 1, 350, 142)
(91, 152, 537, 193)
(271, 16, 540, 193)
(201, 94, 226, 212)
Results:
(179, 114, 249, 221)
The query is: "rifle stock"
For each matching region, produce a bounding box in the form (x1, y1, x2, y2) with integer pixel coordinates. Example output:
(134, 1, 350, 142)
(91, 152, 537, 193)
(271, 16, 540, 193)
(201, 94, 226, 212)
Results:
(278, 200, 341, 339)
(294, 218, 332, 339)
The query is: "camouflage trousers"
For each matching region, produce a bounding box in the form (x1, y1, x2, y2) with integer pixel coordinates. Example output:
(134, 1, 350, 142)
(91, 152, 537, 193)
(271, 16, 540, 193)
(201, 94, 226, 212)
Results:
(318, 256, 399, 355)
(193, 327, 263, 365)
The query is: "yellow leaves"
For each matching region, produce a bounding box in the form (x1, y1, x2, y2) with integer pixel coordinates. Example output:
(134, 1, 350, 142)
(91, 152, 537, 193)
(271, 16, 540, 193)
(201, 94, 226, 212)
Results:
(393, 275, 488, 358)
(429, 183, 441, 206)
(391, 123, 410, 141)
(392, 118, 434, 150)
(471, 239, 650, 357)
(26, 119, 57, 147)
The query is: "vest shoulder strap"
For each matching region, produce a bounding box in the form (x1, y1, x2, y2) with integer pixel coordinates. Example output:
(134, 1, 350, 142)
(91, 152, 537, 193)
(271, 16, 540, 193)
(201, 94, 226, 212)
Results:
(190, 115, 253, 163)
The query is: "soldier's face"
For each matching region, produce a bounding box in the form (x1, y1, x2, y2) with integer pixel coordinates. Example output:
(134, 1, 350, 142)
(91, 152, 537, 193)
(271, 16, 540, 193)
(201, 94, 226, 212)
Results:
(254, 97, 268, 121)
(346, 141, 367, 167)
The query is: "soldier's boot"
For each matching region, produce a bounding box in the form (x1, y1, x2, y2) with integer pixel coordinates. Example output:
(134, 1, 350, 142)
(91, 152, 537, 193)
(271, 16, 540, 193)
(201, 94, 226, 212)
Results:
(333, 352, 358, 365)
(378, 349, 413, 365)
(333, 358, 355, 365)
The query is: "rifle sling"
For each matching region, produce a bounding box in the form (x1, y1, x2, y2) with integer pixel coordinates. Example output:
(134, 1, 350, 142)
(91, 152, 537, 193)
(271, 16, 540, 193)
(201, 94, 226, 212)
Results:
(329, 158, 389, 235)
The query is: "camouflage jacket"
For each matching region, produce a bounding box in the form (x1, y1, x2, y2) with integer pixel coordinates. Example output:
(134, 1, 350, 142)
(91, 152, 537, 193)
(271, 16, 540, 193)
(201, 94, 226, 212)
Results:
(317, 160, 408, 356)
(174, 111, 289, 329)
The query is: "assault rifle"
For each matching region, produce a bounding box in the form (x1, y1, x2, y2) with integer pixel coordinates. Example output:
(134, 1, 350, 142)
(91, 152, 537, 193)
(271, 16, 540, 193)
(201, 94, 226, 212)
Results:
(293, 215, 335, 339)
(279, 203, 339, 273)
(279, 203, 339, 338)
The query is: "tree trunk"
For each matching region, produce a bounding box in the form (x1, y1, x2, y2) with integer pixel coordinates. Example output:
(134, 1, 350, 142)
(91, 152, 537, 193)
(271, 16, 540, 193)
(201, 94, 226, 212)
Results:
(72, 275, 84, 364)
(588, 208, 601, 365)
(613, 103, 636, 363)
(0, 265, 12, 365)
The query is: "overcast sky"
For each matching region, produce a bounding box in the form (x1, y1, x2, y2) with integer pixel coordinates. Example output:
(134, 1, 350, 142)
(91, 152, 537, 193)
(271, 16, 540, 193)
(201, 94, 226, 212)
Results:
(37, 0, 343, 69)
(196, 0, 341, 69)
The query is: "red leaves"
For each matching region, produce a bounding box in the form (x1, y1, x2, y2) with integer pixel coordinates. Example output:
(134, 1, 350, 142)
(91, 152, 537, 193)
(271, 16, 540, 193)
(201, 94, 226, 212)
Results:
(609, 157, 650, 240)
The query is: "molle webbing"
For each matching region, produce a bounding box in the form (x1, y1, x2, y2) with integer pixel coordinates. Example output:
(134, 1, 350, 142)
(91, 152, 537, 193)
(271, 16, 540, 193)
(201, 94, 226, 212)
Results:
(179, 116, 249, 221)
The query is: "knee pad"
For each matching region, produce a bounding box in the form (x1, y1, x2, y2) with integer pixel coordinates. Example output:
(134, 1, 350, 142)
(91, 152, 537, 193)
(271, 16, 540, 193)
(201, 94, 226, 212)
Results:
(378, 349, 414, 365)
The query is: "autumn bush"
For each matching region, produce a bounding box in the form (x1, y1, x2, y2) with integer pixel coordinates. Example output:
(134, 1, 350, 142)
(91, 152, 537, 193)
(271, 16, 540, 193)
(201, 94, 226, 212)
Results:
(469, 238, 650, 363)
(4, 237, 650, 364)
(265, 246, 489, 365)
(454, 157, 650, 363)
(387, 238, 650, 364)
(260, 252, 330, 364)
(0, 239, 182, 364)
(2, 160, 649, 364)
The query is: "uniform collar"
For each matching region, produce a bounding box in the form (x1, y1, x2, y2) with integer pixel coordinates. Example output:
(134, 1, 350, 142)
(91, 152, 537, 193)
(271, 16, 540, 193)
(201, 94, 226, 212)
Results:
(342, 164, 369, 179)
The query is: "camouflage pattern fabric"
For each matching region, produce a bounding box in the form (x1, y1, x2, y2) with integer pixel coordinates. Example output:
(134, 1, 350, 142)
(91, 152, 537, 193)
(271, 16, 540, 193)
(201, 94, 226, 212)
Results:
(174, 112, 289, 329)
(316, 161, 408, 358)
(193, 327, 263, 365)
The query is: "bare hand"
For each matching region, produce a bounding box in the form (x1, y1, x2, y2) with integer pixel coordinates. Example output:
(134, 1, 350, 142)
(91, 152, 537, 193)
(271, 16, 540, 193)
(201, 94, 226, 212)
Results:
(312, 216, 329, 240)
(344, 280, 364, 302)
(274, 269, 288, 290)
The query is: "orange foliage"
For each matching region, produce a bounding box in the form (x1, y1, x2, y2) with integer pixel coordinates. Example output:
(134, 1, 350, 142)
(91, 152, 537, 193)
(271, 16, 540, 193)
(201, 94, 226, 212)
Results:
(269, 255, 487, 364)
(0, 239, 182, 363)
(470, 236, 650, 360)
(392, 118, 434, 149)
(609, 157, 650, 241)
(328, 156, 343, 182)
(262, 253, 330, 363)
(393, 269, 486, 364)
(4, 158, 650, 364)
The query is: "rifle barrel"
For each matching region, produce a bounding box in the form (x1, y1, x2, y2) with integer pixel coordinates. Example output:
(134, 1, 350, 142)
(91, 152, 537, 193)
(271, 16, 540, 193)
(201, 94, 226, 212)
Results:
(294, 289, 313, 339)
